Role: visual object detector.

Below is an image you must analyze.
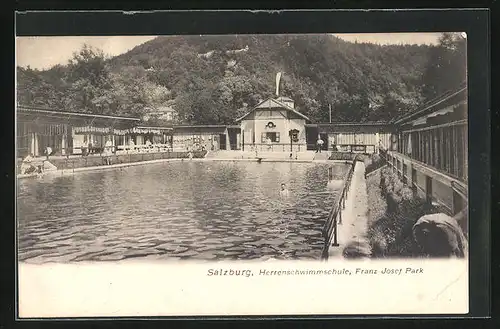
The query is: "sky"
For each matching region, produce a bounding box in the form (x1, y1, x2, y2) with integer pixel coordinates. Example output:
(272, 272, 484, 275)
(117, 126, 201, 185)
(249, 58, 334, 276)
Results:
(16, 33, 443, 70)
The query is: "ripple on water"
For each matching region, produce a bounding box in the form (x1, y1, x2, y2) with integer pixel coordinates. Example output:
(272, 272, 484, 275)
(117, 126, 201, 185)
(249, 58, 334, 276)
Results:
(17, 162, 349, 263)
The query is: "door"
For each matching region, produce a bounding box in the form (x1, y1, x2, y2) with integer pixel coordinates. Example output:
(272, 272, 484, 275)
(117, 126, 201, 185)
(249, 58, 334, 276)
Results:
(306, 126, 319, 150)
(219, 134, 226, 150)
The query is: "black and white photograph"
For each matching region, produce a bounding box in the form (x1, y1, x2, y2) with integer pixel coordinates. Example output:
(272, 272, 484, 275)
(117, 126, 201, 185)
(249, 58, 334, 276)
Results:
(15, 28, 472, 317)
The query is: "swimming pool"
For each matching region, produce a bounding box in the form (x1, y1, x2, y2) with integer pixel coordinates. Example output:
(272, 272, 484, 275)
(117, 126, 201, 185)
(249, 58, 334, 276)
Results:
(17, 161, 349, 262)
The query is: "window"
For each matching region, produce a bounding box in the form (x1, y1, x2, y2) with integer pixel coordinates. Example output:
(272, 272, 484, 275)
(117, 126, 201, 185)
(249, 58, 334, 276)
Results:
(261, 132, 280, 143)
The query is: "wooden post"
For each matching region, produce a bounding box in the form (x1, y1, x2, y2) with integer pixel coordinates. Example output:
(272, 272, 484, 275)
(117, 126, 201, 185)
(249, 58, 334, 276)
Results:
(458, 126, 464, 179)
(429, 130, 433, 167)
(61, 133, 67, 155)
(411, 166, 417, 196)
(426, 131, 431, 165)
(225, 130, 230, 150)
(452, 190, 464, 216)
(439, 128, 444, 171)
(402, 162, 407, 184)
(446, 127, 451, 173)
(242, 130, 245, 151)
(453, 126, 459, 177)
(332, 221, 339, 247)
(420, 132, 424, 162)
(425, 175, 433, 207)
(463, 125, 469, 180)
(419, 131, 423, 162)
(433, 130, 438, 168)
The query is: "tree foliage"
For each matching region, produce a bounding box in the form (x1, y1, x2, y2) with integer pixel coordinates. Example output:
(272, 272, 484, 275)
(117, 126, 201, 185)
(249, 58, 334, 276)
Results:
(420, 32, 467, 102)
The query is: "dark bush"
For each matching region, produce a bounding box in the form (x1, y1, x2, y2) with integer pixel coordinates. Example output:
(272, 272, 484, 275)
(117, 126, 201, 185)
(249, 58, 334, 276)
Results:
(368, 165, 438, 258)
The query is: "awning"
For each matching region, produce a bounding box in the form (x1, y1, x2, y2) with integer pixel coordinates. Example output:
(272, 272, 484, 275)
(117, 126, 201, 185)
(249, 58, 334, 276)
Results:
(73, 126, 112, 134)
(130, 127, 165, 135)
(411, 101, 466, 127)
(21, 122, 68, 135)
(113, 128, 130, 136)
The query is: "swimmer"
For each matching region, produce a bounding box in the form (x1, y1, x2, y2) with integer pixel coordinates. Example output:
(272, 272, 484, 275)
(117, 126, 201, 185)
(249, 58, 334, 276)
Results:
(279, 183, 290, 198)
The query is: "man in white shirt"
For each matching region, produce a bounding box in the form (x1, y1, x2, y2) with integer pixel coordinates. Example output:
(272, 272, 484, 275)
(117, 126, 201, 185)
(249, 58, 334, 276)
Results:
(45, 146, 52, 160)
(316, 137, 324, 153)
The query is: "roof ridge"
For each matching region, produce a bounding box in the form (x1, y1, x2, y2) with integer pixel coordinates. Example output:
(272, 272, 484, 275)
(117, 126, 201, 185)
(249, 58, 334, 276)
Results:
(235, 97, 310, 122)
(393, 85, 467, 124)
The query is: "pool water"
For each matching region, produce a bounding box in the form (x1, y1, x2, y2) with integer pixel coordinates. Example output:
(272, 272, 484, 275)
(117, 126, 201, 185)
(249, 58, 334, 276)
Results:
(17, 161, 349, 262)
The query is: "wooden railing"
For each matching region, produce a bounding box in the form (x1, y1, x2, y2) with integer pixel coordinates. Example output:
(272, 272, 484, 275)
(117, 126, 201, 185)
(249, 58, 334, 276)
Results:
(381, 149, 467, 216)
(18, 151, 208, 176)
(330, 144, 376, 154)
(243, 143, 309, 152)
(321, 161, 355, 260)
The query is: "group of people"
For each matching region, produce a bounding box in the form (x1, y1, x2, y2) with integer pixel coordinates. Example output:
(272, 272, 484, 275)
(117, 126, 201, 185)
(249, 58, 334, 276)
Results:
(123, 139, 174, 153)
(20, 145, 54, 175)
(20, 153, 43, 176)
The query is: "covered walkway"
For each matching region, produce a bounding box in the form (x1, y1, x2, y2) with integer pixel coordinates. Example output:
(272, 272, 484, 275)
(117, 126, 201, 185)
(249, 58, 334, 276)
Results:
(385, 84, 468, 217)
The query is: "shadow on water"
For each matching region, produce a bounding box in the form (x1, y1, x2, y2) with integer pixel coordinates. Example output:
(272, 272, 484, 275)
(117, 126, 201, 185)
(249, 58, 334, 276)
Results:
(17, 161, 349, 263)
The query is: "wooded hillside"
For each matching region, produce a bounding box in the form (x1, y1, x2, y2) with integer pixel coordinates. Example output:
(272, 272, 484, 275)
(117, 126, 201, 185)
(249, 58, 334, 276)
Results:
(17, 33, 466, 125)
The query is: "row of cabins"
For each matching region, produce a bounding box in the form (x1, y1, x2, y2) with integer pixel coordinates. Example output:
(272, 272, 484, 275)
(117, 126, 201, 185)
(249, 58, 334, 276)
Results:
(16, 86, 467, 216)
(16, 106, 241, 157)
(385, 85, 468, 218)
(17, 97, 396, 158)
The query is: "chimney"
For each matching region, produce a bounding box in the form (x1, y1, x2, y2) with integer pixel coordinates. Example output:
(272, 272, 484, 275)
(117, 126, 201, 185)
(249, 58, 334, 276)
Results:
(277, 96, 295, 109)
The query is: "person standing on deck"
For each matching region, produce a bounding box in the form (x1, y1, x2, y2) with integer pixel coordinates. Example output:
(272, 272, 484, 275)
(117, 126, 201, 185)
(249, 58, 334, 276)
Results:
(45, 146, 52, 160)
(316, 137, 324, 153)
(145, 139, 152, 152)
(104, 139, 113, 165)
(128, 139, 135, 153)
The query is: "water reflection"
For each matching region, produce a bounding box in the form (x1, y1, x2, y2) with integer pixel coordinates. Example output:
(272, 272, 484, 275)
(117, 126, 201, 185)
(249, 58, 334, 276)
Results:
(17, 161, 348, 263)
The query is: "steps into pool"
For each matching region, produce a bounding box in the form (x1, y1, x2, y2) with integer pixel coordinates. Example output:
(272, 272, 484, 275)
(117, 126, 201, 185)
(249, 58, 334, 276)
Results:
(312, 152, 329, 161)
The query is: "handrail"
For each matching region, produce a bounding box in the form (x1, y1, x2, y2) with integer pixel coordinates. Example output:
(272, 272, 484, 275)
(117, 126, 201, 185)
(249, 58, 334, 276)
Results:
(380, 150, 468, 216)
(321, 161, 355, 260)
(451, 180, 468, 199)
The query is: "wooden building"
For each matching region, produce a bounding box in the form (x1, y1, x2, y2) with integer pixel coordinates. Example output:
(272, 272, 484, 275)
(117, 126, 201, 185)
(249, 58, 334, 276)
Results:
(171, 125, 240, 151)
(307, 122, 396, 153)
(385, 84, 468, 216)
(393, 85, 467, 182)
(16, 107, 140, 157)
(236, 96, 310, 152)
